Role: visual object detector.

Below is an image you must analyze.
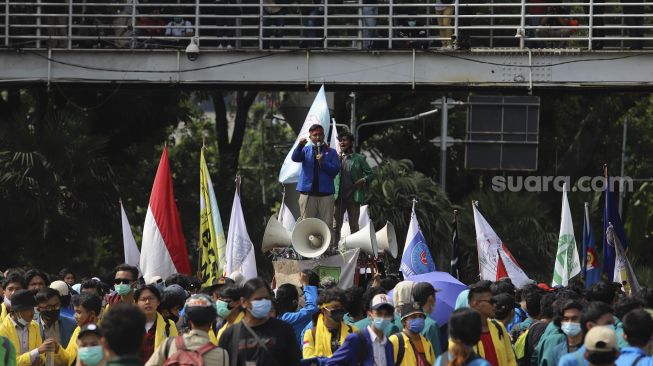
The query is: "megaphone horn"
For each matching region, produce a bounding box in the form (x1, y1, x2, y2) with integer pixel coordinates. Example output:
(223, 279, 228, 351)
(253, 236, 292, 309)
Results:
(343, 222, 378, 258)
(291, 218, 331, 258)
(262, 215, 292, 252)
(376, 221, 398, 258)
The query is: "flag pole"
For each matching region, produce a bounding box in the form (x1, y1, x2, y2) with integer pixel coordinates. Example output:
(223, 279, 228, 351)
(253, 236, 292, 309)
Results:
(452, 209, 459, 279)
(472, 200, 482, 280)
(235, 175, 242, 195)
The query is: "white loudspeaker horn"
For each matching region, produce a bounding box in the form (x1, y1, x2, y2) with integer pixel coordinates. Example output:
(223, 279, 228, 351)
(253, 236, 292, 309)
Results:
(291, 218, 331, 258)
(376, 221, 398, 258)
(262, 215, 292, 252)
(343, 222, 378, 258)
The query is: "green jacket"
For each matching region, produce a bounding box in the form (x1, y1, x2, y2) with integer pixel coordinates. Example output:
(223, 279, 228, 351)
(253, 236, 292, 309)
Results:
(334, 152, 374, 204)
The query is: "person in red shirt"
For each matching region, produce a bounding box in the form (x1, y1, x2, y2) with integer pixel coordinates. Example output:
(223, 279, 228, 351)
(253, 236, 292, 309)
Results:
(469, 281, 517, 366)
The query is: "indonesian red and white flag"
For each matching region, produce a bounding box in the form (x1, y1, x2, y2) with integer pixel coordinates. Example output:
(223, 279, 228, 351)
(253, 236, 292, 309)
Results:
(473, 202, 531, 288)
(140, 148, 191, 281)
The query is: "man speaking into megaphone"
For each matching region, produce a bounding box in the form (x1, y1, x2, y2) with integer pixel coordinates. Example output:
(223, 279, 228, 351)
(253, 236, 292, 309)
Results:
(292, 124, 341, 244)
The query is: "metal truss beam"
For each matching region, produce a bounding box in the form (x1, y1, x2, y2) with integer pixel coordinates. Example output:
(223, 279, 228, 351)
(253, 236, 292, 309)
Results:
(1, 49, 652, 90)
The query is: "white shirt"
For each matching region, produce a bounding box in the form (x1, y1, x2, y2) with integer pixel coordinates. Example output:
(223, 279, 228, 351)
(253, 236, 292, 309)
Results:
(165, 20, 193, 37)
(367, 326, 387, 366)
(9, 316, 40, 365)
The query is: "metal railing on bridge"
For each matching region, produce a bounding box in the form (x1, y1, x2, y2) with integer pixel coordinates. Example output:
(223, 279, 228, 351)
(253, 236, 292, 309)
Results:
(1, 0, 652, 51)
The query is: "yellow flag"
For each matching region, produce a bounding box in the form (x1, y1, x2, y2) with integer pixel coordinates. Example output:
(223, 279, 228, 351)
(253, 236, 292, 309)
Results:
(199, 148, 225, 286)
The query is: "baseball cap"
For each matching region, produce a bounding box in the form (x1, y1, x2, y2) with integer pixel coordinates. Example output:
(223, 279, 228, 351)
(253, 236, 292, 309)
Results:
(370, 294, 394, 312)
(146, 275, 163, 285)
(79, 323, 102, 338)
(584, 326, 618, 352)
(399, 302, 425, 320)
(50, 280, 70, 297)
(493, 293, 518, 313)
(185, 294, 214, 309)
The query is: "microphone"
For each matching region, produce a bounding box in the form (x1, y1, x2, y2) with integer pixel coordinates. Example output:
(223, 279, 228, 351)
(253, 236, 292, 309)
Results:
(315, 141, 323, 166)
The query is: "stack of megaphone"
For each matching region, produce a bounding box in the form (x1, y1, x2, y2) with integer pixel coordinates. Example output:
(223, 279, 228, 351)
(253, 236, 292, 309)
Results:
(340, 220, 398, 259)
(262, 216, 331, 258)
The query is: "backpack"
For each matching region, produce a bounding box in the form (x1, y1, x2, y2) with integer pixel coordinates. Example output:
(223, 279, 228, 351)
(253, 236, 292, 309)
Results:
(162, 336, 217, 366)
(395, 334, 406, 365)
(1, 337, 11, 366)
(439, 350, 481, 366)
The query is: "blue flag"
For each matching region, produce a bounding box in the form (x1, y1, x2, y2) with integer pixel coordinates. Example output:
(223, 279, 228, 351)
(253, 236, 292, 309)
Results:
(582, 203, 600, 288)
(602, 171, 628, 278)
(400, 206, 436, 277)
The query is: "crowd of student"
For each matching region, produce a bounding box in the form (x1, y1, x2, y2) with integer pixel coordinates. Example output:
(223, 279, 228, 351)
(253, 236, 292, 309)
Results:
(0, 264, 651, 366)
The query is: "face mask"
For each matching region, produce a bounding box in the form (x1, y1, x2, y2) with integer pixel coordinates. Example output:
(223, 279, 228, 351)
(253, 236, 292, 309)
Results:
(408, 20, 417, 27)
(329, 309, 346, 323)
(114, 284, 132, 296)
(372, 317, 391, 332)
(249, 299, 272, 319)
(16, 316, 29, 327)
(408, 317, 425, 333)
(216, 300, 231, 319)
(2, 297, 9, 307)
(561, 322, 582, 337)
(40, 310, 60, 323)
(78, 345, 104, 366)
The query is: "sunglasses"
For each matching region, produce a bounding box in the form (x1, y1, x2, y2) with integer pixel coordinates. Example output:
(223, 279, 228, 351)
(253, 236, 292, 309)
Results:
(114, 278, 132, 285)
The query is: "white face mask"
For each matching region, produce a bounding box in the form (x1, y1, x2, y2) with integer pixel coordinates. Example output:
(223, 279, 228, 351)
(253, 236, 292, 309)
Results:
(3, 297, 10, 307)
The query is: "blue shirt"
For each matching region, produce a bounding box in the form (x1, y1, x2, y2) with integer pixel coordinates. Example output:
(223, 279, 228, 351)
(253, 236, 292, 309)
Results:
(435, 352, 491, 366)
(280, 286, 319, 346)
(616, 347, 650, 366)
(557, 345, 587, 366)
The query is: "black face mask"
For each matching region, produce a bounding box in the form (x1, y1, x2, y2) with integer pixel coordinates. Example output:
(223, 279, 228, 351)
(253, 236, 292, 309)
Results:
(329, 309, 346, 323)
(40, 310, 60, 323)
(168, 314, 179, 324)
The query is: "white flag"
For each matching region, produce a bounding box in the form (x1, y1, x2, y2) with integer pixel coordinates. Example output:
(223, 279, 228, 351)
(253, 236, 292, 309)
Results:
(278, 85, 331, 184)
(120, 201, 141, 273)
(472, 203, 531, 288)
(330, 118, 341, 155)
(278, 201, 296, 232)
(226, 191, 257, 280)
(297, 249, 360, 289)
(552, 184, 581, 287)
(609, 223, 640, 296)
(359, 204, 371, 229)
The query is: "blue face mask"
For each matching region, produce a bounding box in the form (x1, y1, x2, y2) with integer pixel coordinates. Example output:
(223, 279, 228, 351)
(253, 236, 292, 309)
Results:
(407, 317, 425, 333)
(561, 322, 582, 337)
(372, 317, 391, 332)
(249, 299, 272, 319)
(78, 345, 104, 366)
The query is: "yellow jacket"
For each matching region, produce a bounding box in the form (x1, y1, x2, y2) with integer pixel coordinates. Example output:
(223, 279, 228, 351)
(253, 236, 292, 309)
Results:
(154, 313, 178, 350)
(302, 314, 358, 359)
(216, 312, 244, 344)
(209, 328, 218, 346)
(0, 315, 67, 366)
(471, 319, 516, 366)
(0, 304, 7, 322)
(389, 332, 436, 366)
(60, 326, 81, 366)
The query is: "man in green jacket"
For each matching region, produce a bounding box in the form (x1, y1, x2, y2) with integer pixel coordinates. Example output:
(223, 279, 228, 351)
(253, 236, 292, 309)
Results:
(333, 131, 374, 246)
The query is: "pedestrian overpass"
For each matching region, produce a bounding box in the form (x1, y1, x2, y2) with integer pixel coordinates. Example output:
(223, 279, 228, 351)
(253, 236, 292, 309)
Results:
(2, 0, 653, 89)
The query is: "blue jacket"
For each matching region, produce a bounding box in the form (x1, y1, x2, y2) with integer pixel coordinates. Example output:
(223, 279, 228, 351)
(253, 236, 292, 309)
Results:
(38, 314, 77, 348)
(281, 285, 319, 346)
(615, 347, 651, 366)
(325, 327, 395, 366)
(291, 144, 340, 194)
(557, 345, 588, 366)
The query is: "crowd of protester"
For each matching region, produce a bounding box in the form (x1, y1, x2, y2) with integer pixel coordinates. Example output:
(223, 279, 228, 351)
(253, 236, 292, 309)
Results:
(1, 0, 648, 51)
(0, 264, 651, 366)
